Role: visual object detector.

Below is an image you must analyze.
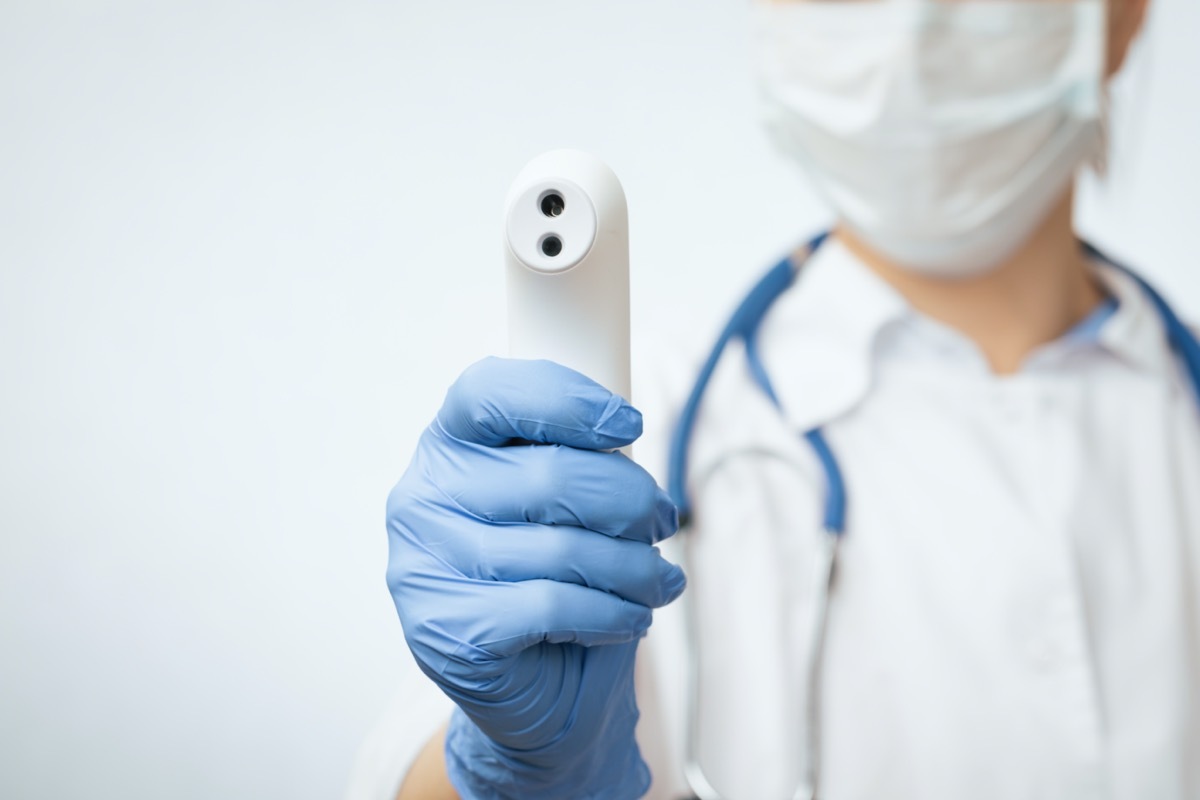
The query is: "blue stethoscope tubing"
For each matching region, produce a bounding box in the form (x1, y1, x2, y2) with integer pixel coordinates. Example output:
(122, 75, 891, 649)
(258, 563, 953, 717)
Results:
(667, 232, 1200, 800)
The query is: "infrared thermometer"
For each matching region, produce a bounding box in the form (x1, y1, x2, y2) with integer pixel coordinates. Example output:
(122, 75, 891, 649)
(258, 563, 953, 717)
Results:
(504, 149, 631, 403)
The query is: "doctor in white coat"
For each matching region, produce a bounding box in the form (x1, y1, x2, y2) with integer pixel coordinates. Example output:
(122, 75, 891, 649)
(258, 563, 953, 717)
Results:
(349, 0, 1200, 798)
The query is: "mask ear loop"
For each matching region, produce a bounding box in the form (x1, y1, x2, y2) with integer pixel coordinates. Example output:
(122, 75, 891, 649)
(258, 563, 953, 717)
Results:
(1090, 0, 1111, 179)
(1088, 81, 1110, 179)
(1090, 0, 1155, 187)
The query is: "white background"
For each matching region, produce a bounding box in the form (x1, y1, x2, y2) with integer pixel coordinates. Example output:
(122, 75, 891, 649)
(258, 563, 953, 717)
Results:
(1, 1, 1196, 798)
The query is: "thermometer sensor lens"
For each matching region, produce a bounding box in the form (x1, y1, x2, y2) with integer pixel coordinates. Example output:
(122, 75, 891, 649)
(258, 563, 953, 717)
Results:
(540, 193, 565, 217)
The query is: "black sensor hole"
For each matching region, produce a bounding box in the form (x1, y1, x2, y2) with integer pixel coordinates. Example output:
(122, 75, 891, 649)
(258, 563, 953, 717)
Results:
(540, 235, 563, 258)
(540, 193, 565, 218)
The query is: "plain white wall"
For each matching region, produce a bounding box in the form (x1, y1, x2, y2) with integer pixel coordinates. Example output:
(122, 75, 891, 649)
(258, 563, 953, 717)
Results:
(1, 1, 1196, 798)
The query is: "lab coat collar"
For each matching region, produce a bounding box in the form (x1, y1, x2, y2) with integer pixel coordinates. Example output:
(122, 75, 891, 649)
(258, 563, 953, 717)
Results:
(758, 236, 910, 434)
(1092, 261, 1180, 379)
(757, 236, 1180, 434)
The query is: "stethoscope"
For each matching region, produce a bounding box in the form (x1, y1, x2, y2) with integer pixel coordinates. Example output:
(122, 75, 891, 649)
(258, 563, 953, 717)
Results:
(665, 231, 1200, 800)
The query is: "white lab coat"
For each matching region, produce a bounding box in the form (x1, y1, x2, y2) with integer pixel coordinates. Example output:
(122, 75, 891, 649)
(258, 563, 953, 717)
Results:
(345, 239, 1200, 800)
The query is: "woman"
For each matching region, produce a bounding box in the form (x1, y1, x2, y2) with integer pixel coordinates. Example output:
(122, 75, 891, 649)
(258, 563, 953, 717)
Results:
(355, 0, 1199, 797)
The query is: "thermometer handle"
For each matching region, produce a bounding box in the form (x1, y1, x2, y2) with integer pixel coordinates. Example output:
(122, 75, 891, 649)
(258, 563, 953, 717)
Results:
(504, 149, 631, 402)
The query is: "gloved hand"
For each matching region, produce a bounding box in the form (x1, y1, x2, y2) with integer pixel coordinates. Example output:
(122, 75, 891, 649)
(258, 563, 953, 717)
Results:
(386, 357, 684, 800)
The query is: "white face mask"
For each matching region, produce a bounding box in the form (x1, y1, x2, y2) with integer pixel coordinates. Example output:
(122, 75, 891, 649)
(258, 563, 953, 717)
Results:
(753, 0, 1106, 277)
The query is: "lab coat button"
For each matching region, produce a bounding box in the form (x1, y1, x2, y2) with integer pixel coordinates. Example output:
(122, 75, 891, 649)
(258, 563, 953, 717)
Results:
(994, 391, 1024, 423)
(1027, 638, 1062, 670)
(1039, 393, 1057, 413)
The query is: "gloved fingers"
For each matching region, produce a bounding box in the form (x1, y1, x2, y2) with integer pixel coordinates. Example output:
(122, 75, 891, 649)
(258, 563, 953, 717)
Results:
(437, 357, 641, 450)
(462, 522, 687, 609)
(434, 438, 679, 544)
(478, 579, 654, 657)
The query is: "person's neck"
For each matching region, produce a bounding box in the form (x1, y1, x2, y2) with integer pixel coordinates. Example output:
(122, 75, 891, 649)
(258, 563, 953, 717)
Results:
(836, 190, 1108, 376)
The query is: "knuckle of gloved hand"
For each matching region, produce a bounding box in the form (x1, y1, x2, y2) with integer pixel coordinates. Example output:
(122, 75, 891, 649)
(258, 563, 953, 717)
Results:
(444, 357, 505, 426)
(524, 443, 570, 507)
(553, 528, 590, 570)
(649, 485, 681, 542)
(526, 579, 569, 631)
(384, 548, 408, 598)
(386, 441, 467, 530)
(385, 479, 441, 548)
(616, 472, 671, 541)
(449, 356, 496, 399)
(397, 610, 434, 655)
(384, 478, 415, 528)
(631, 546, 673, 606)
(385, 434, 447, 517)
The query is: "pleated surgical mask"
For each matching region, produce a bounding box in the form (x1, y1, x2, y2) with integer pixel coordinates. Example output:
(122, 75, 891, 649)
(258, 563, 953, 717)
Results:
(753, 0, 1106, 277)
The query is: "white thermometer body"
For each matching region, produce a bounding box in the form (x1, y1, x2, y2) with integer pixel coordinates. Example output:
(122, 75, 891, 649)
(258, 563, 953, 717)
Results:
(504, 149, 631, 402)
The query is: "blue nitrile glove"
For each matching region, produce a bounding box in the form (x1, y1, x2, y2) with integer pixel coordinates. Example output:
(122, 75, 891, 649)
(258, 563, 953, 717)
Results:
(385, 357, 684, 800)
